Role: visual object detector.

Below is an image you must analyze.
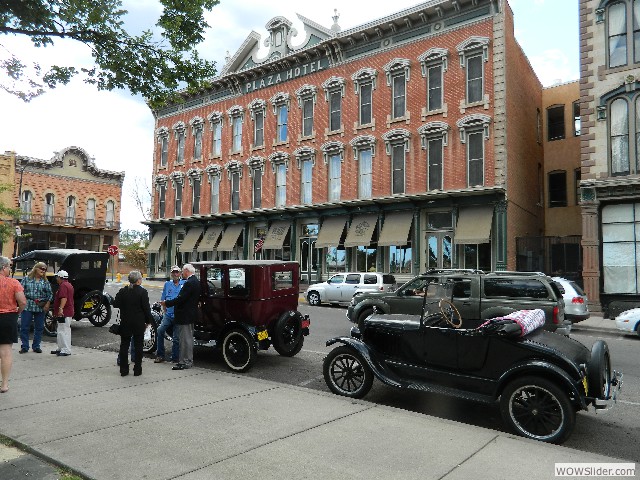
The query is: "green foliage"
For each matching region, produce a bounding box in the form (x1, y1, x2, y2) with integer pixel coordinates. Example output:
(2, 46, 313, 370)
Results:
(122, 247, 147, 271)
(0, 184, 20, 244)
(119, 229, 149, 248)
(0, 0, 219, 107)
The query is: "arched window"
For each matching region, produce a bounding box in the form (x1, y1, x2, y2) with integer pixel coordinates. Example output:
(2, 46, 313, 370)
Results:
(21, 190, 32, 220)
(44, 193, 55, 223)
(66, 196, 76, 224)
(610, 98, 629, 174)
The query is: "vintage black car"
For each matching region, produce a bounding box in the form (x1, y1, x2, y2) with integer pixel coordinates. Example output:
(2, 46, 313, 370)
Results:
(13, 249, 112, 335)
(323, 283, 622, 444)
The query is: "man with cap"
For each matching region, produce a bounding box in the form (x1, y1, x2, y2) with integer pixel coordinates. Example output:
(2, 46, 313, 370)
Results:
(51, 270, 74, 356)
(154, 265, 184, 363)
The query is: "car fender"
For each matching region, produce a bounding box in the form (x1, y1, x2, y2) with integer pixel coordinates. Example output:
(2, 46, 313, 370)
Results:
(307, 285, 326, 302)
(496, 360, 587, 410)
(102, 292, 113, 305)
(218, 321, 260, 348)
(325, 336, 404, 389)
(350, 298, 390, 322)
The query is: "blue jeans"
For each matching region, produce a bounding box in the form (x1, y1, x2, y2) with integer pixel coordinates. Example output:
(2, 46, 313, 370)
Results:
(20, 310, 45, 350)
(156, 314, 179, 361)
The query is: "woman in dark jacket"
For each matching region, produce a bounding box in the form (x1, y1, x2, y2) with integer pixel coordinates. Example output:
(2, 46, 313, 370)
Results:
(112, 271, 153, 376)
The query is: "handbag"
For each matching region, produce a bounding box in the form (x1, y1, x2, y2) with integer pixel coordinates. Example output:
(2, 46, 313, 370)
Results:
(108, 311, 121, 335)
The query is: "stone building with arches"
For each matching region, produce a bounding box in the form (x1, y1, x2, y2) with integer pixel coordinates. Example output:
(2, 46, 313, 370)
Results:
(7, 147, 124, 263)
(145, 0, 545, 285)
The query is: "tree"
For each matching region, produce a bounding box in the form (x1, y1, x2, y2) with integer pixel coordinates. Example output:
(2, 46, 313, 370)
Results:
(119, 229, 149, 248)
(0, 184, 19, 244)
(1, 0, 219, 107)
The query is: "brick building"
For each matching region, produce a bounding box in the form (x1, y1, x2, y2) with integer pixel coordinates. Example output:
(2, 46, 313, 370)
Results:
(7, 147, 124, 263)
(579, 0, 640, 316)
(145, 0, 545, 284)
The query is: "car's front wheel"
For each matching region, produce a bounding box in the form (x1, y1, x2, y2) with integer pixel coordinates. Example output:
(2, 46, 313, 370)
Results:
(222, 329, 257, 372)
(307, 291, 321, 306)
(272, 311, 304, 357)
(43, 310, 57, 337)
(500, 376, 575, 444)
(323, 345, 373, 399)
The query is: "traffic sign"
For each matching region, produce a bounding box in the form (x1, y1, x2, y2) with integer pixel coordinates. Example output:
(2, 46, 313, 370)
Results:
(107, 245, 119, 256)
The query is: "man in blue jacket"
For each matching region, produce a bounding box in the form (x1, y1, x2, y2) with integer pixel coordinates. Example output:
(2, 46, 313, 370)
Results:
(162, 264, 200, 370)
(154, 265, 184, 363)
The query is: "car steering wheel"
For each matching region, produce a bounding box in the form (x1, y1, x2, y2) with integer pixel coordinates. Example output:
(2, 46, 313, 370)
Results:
(438, 299, 463, 328)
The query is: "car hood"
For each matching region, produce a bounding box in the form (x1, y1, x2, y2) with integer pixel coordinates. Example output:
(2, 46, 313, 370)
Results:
(522, 329, 590, 365)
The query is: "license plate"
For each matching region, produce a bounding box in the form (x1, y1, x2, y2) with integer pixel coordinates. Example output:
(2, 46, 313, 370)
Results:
(257, 330, 268, 341)
(83, 301, 94, 309)
(582, 376, 588, 394)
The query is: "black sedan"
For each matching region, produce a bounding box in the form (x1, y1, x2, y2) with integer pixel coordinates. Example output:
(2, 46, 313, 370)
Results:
(323, 283, 622, 444)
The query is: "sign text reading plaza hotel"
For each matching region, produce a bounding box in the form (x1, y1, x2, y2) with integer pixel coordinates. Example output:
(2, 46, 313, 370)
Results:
(244, 58, 329, 94)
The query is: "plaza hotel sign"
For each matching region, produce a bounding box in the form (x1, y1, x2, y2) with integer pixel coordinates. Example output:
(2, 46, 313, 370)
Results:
(244, 57, 330, 94)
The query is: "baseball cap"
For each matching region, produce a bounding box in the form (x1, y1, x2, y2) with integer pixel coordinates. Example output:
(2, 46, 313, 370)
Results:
(56, 270, 69, 278)
(170, 265, 181, 272)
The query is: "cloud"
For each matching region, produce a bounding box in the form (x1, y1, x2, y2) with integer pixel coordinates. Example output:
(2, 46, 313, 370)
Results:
(528, 49, 579, 87)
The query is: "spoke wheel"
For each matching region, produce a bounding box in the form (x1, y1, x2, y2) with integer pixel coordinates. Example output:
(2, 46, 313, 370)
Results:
(500, 376, 575, 444)
(88, 300, 111, 327)
(44, 310, 57, 337)
(307, 291, 321, 306)
(588, 340, 612, 399)
(273, 311, 304, 357)
(222, 329, 257, 372)
(323, 346, 373, 399)
(142, 320, 158, 354)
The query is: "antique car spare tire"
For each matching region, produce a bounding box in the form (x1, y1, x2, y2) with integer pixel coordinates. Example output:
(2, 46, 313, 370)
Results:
(588, 340, 612, 399)
(272, 311, 304, 357)
(323, 346, 373, 399)
(80, 291, 112, 327)
(222, 329, 257, 372)
(500, 376, 575, 444)
(307, 291, 321, 306)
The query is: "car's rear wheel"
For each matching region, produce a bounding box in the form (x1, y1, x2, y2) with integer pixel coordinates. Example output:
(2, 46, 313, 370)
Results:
(88, 300, 111, 327)
(142, 319, 158, 354)
(356, 308, 374, 326)
(307, 291, 321, 306)
(500, 376, 575, 444)
(222, 329, 256, 372)
(635, 321, 640, 337)
(272, 311, 304, 357)
(588, 340, 612, 399)
(44, 310, 57, 337)
(323, 345, 373, 399)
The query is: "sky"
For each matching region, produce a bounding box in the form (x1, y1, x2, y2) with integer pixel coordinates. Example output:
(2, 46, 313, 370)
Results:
(0, 0, 579, 231)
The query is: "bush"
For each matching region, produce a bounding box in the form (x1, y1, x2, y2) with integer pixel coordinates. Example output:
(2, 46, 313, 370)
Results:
(122, 248, 147, 271)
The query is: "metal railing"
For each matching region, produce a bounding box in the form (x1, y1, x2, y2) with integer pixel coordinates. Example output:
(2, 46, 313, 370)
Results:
(18, 213, 120, 230)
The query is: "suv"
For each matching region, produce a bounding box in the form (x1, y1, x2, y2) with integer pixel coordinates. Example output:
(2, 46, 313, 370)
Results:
(305, 272, 396, 306)
(347, 269, 571, 334)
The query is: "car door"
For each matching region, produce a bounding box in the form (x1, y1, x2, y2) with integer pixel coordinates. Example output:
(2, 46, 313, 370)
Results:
(324, 274, 345, 302)
(199, 266, 226, 335)
(342, 273, 362, 301)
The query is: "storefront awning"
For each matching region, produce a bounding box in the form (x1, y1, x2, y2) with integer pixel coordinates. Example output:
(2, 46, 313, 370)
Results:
(315, 217, 347, 248)
(197, 225, 224, 252)
(262, 221, 291, 250)
(145, 230, 168, 253)
(455, 206, 494, 244)
(216, 224, 244, 252)
(178, 227, 203, 252)
(377, 212, 413, 246)
(344, 214, 378, 247)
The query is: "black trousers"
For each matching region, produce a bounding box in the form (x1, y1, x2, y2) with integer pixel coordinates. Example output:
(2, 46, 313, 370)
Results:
(119, 333, 144, 374)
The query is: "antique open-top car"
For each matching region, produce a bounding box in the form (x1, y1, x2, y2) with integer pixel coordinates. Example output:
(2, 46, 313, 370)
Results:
(323, 283, 622, 444)
(13, 249, 112, 335)
(144, 260, 310, 372)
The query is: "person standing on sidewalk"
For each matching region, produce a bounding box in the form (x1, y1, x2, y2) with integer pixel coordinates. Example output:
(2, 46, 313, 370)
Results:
(51, 270, 74, 357)
(162, 264, 200, 371)
(113, 271, 153, 376)
(0, 256, 27, 393)
(155, 265, 184, 364)
(19, 262, 53, 354)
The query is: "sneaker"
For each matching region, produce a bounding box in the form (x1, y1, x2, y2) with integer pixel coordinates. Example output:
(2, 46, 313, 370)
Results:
(153, 357, 165, 363)
(19, 348, 28, 354)
(32, 348, 42, 353)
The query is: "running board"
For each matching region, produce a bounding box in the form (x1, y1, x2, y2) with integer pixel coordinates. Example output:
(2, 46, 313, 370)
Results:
(405, 381, 494, 404)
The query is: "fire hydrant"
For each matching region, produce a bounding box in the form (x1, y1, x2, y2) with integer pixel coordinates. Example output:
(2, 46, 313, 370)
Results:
(116, 273, 122, 283)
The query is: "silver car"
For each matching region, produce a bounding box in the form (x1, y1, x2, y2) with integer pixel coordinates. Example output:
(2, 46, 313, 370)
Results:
(552, 277, 590, 323)
(306, 272, 396, 306)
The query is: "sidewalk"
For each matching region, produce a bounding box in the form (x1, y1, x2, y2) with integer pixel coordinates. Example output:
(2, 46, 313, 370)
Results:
(0, 345, 628, 480)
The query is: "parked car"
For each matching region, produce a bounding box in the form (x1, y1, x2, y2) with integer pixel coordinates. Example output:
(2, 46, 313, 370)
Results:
(347, 269, 571, 334)
(13, 249, 112, 336)
(306, 272, 396, 306)
(552, 277, 590, 323)
(142, 261, 310, 372)
(614, 308, 640, 336)
(324, 282, 622, 444)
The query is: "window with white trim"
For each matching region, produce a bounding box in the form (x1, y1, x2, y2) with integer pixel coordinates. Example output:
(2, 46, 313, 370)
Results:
(190, 117, 203, 161)
(106, 200, 115, 228)
(271, 92, 290, 144)
(295, 147, 315, 205)
(66, 195, 76, 224)
(352, 68, 377, 127)
(86, 198, 95, 226)
(248, 100, 265, 149)
(295, 84, 317, 139)
(270, 152, 289, 208)
(173, 122, 186, 163)
(351, 135, 376, 199)
(382, 129, 411, 195)
(419, 122, 449, 191)
(174, 182, 183, 216)
(384, 58, 410, 120)
(21, 190, 32, 219)
(44, 193, 54, 222)
(457, 114, 491, 187)
(322, 141, 344, 202)
(247, 156, 264, 209)
(188, 168, 202, 215)
(206, 165, 221, 214)
(155, 176, 167, 218)
(419, 48, 448, 114)
(225, 161, 243, 211)
(208, 111, 223, 157)
(322, 77, 345, 134)
(227, 106, 244, 154)
(457, 37, 489, 106)
(156, 127, 169, 167)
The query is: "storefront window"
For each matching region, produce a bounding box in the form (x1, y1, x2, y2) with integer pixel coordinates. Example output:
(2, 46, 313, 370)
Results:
(326, 247, 346, 274)
(389, 245, 412, 273)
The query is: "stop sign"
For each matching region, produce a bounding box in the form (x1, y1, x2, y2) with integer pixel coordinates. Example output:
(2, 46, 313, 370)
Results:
(107, 245, 119, 256)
